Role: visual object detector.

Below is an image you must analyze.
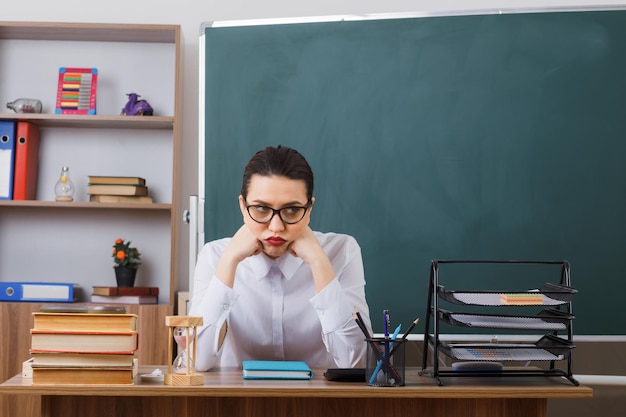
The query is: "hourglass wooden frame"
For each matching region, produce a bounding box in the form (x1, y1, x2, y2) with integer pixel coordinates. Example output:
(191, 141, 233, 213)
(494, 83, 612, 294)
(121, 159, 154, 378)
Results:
(164, 316, 204, 386)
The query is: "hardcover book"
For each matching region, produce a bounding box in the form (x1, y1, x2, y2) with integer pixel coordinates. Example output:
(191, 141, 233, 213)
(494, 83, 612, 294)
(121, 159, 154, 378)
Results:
(31, 352, 135, 368)
(88, 176, 146, 186)
(30, 330, 139, 354)
(32, 359, 137, 385)
(242, 360, 313, 380)
(32, 312, 138, 332)
(90, 294, 158, 305)
(92, 286, 159, 297)
(87, 184, 148, 196)
(89, 195, 153, 204)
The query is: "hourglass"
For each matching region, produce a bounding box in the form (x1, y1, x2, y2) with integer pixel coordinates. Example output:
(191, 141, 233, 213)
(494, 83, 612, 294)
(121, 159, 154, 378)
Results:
(164, 316, 204, 386)
(173, 326, 193, 374)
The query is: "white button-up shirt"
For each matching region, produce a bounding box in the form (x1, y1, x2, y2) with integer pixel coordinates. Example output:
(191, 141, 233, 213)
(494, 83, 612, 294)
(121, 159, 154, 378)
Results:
(189, 232, 372, 371)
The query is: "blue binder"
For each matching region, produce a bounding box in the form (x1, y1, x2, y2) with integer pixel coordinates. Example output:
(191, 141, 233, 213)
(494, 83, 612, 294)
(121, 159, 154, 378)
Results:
(0, 282, 77, 302)
(0, 120, 17, 200)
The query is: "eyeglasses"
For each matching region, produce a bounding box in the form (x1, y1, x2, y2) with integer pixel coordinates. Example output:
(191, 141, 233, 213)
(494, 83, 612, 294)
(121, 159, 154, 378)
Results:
(245, 202, 311, 224)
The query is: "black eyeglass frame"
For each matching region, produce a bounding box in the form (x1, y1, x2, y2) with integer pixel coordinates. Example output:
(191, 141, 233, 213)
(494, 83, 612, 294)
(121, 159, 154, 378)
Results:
(245, 202, 311, 225)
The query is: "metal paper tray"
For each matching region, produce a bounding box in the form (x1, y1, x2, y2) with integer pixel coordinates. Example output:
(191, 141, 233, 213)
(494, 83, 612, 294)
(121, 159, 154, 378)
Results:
(438, 308, 573, 330)
(438, 283, 577, 306)
(439, 335, 574, 362)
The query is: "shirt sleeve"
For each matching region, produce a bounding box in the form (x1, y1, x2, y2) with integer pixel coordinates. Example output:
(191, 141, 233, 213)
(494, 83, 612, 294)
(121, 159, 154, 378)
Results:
(188, 241, 239, 371)
(308, 234, 372, 368)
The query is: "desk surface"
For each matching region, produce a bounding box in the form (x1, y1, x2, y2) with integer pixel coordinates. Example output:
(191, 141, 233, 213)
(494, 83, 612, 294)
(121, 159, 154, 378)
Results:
(0, 366, 593, 399)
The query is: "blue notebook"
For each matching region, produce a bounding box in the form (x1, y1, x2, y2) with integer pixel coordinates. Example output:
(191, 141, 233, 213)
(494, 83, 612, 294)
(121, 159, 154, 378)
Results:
(242, 360, 313, 380)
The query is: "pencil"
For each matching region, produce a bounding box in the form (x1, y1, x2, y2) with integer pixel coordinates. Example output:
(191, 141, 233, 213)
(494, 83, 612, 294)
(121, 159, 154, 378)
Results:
(401, 318, 419, 340)
(353, 313, 370, 338)
(354, 308, 371, 337)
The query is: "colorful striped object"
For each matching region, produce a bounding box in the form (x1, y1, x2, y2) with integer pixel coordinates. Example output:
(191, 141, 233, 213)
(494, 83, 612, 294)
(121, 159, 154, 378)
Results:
(55, 67, 98, 115)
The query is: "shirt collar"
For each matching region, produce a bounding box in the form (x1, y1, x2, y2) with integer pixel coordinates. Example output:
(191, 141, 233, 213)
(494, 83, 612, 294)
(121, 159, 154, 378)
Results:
(249, 252, 304, 281)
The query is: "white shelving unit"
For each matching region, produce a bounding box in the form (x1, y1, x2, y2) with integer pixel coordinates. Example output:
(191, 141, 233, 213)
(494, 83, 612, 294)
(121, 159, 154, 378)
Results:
(0, 22, 182, 305)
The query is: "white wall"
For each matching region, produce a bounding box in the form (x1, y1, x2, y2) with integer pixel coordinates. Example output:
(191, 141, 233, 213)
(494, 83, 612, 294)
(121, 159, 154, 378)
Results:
(3, 0, 625, 293)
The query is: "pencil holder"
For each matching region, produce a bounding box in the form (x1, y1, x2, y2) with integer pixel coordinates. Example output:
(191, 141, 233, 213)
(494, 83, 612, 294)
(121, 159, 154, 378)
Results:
(365, 337, 406, 386)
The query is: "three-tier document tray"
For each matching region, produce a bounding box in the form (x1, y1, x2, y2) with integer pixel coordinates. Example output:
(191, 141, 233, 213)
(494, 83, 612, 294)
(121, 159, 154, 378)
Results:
(421, 260, 578, 386)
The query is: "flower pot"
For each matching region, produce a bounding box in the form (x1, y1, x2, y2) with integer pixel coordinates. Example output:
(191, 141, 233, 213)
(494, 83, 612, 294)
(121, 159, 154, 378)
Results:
(114, 266, 138, 287)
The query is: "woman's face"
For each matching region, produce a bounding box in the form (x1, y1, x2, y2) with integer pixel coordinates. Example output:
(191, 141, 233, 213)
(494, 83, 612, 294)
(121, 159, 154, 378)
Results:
(239, 174, 313, 259)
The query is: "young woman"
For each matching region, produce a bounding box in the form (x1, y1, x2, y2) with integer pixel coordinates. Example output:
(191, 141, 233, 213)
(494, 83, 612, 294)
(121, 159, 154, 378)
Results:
(189, 145, 372, 371)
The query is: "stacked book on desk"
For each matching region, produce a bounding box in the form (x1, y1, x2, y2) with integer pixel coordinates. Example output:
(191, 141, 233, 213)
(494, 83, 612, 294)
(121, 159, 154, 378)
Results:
(90, 286, 159, 304)
(87, 175, 152, 203)
(29, 311, 139, 384)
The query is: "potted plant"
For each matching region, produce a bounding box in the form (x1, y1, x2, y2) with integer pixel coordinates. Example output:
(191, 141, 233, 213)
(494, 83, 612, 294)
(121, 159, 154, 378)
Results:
(112, 238, 141, 287)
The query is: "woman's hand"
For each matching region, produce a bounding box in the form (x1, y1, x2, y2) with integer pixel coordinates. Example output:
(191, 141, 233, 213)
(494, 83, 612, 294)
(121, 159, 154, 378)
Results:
(288, 226, 325, 264)
(227, 224, 263, 262)
(215, 225, 262, 287)
(289, 227, 335, 292)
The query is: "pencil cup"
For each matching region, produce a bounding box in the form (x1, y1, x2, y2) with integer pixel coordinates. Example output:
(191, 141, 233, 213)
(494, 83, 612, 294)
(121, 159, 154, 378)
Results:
(365, 337, 406, 387)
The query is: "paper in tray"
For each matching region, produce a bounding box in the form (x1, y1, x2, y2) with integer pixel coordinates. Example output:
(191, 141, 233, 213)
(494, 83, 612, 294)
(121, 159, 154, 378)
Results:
(438, 283, 576, 306)
(440, 335, 574, 362)
(438, 308, 573, 331)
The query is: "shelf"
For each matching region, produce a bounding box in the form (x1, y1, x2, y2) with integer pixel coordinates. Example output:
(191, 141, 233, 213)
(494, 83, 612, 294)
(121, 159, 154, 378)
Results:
(0, 21, 179, 43)
(0, 200, 171, 210)
(0, 113, 174, 129)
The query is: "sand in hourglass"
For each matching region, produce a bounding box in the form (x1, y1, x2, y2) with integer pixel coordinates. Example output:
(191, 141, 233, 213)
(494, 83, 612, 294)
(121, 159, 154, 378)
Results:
(173, 329, 193, 374)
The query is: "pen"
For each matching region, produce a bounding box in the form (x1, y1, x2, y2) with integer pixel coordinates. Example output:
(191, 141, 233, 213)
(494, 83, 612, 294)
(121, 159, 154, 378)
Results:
(391, 323, 402, 341)
(388, 323, 401, 367)
(383, 310, 390, 379)
(389, 317, 419, 358)
(383, 309, 390, 340)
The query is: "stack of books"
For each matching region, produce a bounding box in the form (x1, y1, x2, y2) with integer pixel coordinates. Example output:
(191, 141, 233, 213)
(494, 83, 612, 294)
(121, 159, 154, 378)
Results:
(90, 286, 159, 304)
(87, 176, 152, 203)
(29, 310, 139, 384)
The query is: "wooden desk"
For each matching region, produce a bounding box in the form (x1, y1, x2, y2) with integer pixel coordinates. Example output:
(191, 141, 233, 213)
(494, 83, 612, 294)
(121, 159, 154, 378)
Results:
(0, 367, 592, 417)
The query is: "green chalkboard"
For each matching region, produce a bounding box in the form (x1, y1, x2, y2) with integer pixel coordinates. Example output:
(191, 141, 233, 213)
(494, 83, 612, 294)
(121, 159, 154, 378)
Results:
(201, 10, 626, 335)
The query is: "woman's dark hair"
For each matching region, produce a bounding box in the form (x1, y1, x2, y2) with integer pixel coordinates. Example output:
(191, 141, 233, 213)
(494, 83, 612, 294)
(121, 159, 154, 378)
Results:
(241, 145, 314, 202)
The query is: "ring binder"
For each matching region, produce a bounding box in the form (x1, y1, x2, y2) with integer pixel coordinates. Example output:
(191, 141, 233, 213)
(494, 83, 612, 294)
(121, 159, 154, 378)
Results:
(0, 282, 77, 302)
(0, 120, 17, 200)
(13, 121, 40, 200)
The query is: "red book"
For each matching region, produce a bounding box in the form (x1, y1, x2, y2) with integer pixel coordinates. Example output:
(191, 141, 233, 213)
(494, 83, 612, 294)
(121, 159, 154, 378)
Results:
(92, 286, 159, 297)
(12, 121, 40, 200)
